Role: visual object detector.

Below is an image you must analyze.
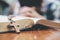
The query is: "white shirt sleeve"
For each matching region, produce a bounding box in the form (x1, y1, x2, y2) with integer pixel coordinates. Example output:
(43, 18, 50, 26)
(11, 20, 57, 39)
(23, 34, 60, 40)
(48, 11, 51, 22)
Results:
(13, 1, 20, 16)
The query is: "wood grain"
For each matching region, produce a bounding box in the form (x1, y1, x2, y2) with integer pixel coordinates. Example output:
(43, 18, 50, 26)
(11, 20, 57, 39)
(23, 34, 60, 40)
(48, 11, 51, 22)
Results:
(0, 30, 60, 40)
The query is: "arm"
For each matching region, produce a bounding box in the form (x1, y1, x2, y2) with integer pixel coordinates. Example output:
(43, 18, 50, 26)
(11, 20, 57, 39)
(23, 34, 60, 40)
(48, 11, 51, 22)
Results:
(36, 19, 60, 29)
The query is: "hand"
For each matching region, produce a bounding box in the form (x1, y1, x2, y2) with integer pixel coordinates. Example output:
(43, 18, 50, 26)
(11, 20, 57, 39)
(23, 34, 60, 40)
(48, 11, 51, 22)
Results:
(19, 6, 45, 18)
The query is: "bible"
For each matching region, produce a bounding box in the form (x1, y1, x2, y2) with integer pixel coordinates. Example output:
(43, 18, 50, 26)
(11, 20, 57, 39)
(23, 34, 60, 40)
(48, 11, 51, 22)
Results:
(0, 15, 60, 32)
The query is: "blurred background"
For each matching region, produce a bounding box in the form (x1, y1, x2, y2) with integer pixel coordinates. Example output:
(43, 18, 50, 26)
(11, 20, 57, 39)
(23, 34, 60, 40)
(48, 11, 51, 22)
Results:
(0, 0, 60, 21)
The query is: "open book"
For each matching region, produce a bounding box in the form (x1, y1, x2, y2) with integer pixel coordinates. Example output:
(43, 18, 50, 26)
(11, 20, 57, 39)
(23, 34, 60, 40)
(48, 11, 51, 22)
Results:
(0, 15, 60, 32)
(0, 15, 45, 32)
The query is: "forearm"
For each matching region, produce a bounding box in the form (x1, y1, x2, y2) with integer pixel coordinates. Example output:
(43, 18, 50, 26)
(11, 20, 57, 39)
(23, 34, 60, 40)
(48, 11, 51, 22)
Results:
(36, 20, 60, 29)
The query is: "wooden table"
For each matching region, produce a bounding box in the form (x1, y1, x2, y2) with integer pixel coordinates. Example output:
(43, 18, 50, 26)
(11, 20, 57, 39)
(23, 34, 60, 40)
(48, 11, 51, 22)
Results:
(0, 30, 60, 40)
